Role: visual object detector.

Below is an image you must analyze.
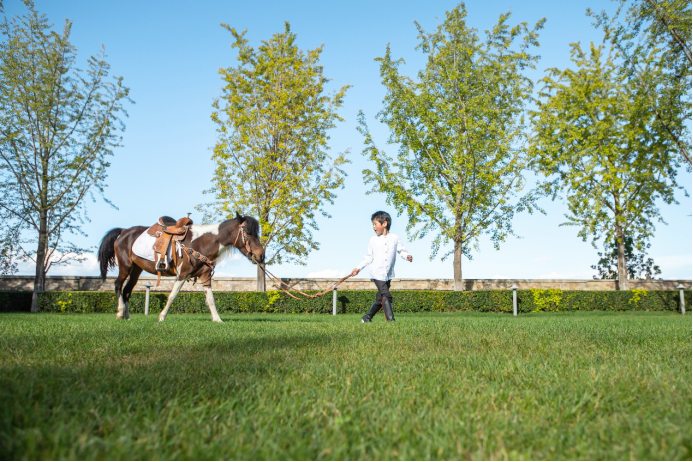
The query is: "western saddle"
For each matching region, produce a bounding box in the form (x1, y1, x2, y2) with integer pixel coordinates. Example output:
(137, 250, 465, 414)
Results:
(147, 216, 193, 285)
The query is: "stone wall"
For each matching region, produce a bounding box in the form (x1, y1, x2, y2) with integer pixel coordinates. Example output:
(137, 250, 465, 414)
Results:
(0, 275, 689, 292)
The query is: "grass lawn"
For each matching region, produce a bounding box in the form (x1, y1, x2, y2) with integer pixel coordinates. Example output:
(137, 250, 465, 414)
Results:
(0, 311, 690, 460)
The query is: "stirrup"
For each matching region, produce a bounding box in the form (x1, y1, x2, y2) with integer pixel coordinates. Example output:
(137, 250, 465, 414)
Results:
(155, 257, 168, 272)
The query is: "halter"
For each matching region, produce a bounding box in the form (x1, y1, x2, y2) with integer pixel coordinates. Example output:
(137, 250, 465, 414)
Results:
(234, 222, 254, 258)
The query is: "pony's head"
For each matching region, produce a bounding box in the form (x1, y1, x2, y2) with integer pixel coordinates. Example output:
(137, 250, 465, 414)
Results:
(232, 212, 265, 264)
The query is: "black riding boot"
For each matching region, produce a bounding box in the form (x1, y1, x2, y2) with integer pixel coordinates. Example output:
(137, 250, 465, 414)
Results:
(362, 302, 381, 323)
(382, 298, 395, 322)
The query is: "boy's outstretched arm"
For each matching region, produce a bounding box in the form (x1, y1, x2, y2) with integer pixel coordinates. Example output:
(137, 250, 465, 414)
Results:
(397, 237, 413, 262)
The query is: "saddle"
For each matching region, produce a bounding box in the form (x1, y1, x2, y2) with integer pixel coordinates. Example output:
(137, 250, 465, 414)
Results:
(147, 216, 193, 284)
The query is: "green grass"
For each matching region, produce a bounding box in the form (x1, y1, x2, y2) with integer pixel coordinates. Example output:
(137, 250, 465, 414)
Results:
(0, 311, 690, 460)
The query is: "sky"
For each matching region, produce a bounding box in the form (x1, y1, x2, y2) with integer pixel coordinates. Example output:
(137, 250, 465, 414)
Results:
(3, 0, 692, 281)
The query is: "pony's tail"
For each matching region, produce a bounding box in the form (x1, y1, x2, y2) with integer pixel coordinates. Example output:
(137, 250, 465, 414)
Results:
(98, 228, 123, 280)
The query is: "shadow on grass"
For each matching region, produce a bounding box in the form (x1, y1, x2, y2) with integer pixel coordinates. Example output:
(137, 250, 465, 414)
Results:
(0, 324, 354, 457)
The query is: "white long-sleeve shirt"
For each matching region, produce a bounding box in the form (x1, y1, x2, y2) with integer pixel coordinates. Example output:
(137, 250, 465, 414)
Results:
(356, 232, 410, 281)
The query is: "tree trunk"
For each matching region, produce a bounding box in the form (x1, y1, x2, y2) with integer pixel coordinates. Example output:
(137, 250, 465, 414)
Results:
(453, 239, 464, 291)
(30, 213, 48, 313)
(256, 263, 266, 292)
(616, 227, 629, 291)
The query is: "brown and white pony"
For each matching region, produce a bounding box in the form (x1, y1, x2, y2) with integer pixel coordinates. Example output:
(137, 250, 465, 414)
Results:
(97, 213, 265, 322)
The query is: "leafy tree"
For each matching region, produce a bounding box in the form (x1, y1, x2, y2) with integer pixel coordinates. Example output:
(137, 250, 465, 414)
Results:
(591, 234, 662, 280)
(0, 0, 130, 311)
(530, 42, 682, 290)
(201, 22, 350, 290)
(357, 4, 545, 291)
(0, 221, 20, 275)
(588, 0, 691, 166)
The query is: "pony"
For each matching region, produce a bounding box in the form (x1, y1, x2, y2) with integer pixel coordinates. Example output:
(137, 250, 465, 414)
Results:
(97, 213, 265, 322)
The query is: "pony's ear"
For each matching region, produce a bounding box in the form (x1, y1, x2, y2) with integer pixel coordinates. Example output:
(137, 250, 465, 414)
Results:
(235, 212, 245, 222)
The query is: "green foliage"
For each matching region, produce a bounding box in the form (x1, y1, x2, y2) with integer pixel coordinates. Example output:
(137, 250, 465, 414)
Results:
(592, 235, 662, 279)
(0, 312, 690, 460)
(357, 3, 545, 288)
(0, 291, 31, 312)
(628, 288, 648, 308)
(0, 1, 131, 310)
(588, 0, 691, 166)
(531, 289, 563, 312)
(0, 2, 131, 265)
(4, 289, 686, 314)
(200, 21, 350, 268)
(530, 42, 683, 288)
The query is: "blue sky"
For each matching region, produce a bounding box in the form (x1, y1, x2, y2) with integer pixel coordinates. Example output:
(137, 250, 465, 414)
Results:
(4, 0, 691, 281)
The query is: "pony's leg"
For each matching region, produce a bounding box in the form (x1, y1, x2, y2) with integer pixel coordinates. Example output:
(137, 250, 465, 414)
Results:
(203, 286, 223, 323)
(122, 265, 143, 320)
(115, 267, 130, 320)
(158, 279, 186, 322)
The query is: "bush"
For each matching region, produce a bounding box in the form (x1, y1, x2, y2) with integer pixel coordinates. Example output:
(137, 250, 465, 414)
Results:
(0, 291, 33, 312)
(0, 288, 682, 314)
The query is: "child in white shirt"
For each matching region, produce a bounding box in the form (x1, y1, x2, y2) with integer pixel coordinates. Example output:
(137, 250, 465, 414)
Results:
(350, 211, 413, 322)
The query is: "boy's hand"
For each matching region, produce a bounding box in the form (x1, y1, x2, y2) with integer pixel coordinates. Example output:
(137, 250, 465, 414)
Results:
(349, 268, 359, 277)
(407, 255, 413, 262)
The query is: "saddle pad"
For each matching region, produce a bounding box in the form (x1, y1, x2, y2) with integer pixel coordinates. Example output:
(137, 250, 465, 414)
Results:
(132, 229, 173, 262)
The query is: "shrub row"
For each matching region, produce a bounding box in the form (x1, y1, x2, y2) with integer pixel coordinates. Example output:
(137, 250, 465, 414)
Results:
(0, 288, 688, 314)
(0, 291, 33, 313)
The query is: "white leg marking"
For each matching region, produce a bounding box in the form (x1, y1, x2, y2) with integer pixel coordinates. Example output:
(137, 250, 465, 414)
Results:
(116, 293, 126, 320)
(204, 286, 223, 323)
(159, 279, 186, 322)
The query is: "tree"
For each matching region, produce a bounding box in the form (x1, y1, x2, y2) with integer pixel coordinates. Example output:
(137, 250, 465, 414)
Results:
(201, 22, 350, 291)
(591, 234, 662, 280)
(588, 0, 691, 166)
(357, 4, 545, 291)
(530, 42, 682, 290)
(0, 221, 20, 275)
(0, 1, 130, 311)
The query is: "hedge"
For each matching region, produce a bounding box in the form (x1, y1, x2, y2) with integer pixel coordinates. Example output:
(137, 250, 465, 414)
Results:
(0, 289, 688, 314)
(0, 291, 33, 313)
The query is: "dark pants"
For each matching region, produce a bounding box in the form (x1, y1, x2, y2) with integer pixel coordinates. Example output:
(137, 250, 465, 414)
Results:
(373, 279, 392, 304)
(364, 279, 393, 320)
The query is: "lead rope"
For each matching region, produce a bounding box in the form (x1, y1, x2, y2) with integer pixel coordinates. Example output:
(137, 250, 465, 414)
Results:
(258, 263, 352, 300)
(235, 225, 353, 299)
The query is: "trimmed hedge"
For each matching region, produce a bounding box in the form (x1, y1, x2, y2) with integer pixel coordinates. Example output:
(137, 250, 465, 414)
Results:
(0, 288, 683, 314)
(0, 291, 33, 312)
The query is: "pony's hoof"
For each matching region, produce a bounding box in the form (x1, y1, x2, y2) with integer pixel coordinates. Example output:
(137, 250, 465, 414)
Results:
(213, 318, 224, 323)
(158, 316, 166, 322)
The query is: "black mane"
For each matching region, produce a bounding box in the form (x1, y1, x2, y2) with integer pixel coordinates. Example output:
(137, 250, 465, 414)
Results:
(242, 215, 260, 237)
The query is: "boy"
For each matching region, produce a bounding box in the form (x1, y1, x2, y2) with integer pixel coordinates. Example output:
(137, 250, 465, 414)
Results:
(350, 211, 413, 322)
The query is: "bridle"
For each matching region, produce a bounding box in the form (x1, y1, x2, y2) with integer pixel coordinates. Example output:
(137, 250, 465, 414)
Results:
(234, 222, 254, 260)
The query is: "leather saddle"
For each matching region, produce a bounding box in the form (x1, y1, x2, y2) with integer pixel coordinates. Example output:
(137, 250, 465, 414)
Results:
(147, 216, 193, 274)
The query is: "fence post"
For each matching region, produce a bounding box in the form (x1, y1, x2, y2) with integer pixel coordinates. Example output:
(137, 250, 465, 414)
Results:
(511, 285, 518, 316)
(144, 283, 153, 315)
(677, 284, 686, 315)
(333, 288, 337, 316)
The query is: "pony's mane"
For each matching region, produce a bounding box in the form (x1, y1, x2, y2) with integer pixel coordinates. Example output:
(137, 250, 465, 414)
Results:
(241, 215, 260, 237)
